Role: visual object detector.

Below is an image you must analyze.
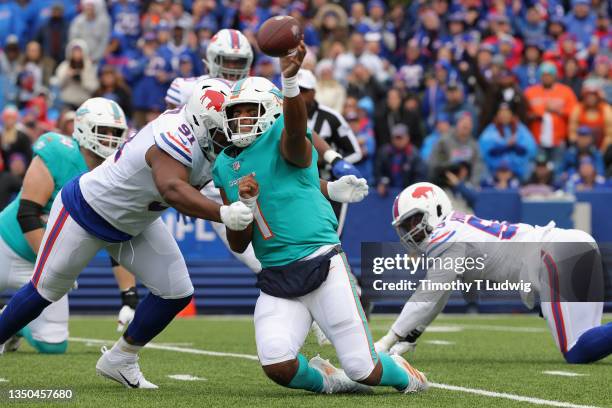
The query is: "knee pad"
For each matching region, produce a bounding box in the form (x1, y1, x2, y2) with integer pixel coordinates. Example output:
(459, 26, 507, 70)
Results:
(259, 336, 295, 365)
(339, 351, 374, 382)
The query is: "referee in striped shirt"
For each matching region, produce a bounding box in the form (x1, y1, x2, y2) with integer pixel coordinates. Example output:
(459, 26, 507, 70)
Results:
(297, 69, 363, 236)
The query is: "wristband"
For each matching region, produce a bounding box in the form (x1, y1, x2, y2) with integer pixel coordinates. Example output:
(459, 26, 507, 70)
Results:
(323, 149, 342, 165)
(282, 74, 300, 98)
(239, 194, 258, 212)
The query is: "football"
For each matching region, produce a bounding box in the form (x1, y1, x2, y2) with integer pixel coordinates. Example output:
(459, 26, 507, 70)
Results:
(256, 16, 302, 57)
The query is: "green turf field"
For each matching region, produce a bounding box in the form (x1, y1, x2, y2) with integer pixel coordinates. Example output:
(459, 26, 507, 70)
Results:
(1, 314, 610, 408)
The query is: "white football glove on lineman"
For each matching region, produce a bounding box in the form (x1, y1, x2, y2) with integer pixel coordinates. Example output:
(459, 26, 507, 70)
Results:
(117, 305, 135, 332)
(327, 175, 369, 203)
(375, 330, 417, 356)
(220, 202, 253, 231)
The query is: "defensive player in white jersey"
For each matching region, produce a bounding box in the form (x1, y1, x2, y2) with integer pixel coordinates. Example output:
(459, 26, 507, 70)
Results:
(0, 78, 254, 388)
(375, 182, 612, 364)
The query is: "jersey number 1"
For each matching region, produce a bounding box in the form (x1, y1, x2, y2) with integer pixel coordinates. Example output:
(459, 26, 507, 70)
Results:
(253, 201, 274, 240)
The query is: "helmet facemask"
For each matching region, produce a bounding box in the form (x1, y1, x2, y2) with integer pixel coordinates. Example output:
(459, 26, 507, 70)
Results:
(223, 101, 268, 147)
(394, 210, 433, 252)
(214, 55, 250, 81)
(90, 124, 128, 158)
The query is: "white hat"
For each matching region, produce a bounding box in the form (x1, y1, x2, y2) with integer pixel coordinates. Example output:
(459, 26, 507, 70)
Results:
(297, 69, 317, 90)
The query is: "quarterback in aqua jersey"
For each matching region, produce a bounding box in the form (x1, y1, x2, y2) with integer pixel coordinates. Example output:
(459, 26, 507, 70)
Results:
(0, 97, 136, 353)
(212, 41, 429, 395)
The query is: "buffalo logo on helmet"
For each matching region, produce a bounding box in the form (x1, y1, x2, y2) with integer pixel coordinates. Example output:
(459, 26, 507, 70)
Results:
(412, 186, 434, 199)
(199, 89, 225, 112)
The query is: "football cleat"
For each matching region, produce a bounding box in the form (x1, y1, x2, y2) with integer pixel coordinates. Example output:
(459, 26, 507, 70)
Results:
(95, 346, 158, 389)
(309, 355, 373, 394)
(4, 334, 22, 352)
(311, 322, 331, 346)
(390, 354, 429, 393)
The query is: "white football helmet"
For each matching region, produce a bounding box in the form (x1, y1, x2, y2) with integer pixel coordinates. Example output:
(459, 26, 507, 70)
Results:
(184, 77, 232, 159)
(222, 77, 283, 147)
(73, 97, 128, 159)
(392, 182, 453, 250)
(205, 29, 253, 81)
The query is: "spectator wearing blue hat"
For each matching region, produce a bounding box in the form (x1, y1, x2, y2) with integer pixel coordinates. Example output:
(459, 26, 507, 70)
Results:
(564, 0, 597, 48)
(564, 155, 609, 192)
(375, 123, 427, 197)
(558, 126, 605, 182)
(479, 102, 538, 181)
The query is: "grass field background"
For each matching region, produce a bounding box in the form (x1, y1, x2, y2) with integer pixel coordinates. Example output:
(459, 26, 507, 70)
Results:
(1, 314, 610, 407)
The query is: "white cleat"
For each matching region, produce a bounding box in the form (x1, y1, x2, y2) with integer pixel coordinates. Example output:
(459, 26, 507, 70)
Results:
(311, 322, 331, 346)
(390, 354, 429, 393)
(95, 346, 158, 389)
(309, 355, 372, 394)
(4, 335, 22, 352)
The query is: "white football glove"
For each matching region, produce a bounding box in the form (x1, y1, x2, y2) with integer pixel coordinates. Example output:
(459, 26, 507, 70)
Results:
(220, 202, 254, 231)
(327, 175, 369, 203)
(389, 341, 417, 356)
(374, 330, 401, 353)
(116, 305, 135, 332)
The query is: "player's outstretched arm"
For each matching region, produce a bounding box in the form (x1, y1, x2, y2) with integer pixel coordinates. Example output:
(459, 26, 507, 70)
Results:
(148, 145, 223, 222)
(279, 41, 312, 168)
(219, 187, 253, 253)
(18, 157, 55, 254)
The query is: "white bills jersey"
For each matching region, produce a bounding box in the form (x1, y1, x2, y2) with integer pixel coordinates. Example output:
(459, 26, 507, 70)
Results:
(425, 210, 554, 287)
(78, 107, 213, 236)
(165, 75, 209, 107)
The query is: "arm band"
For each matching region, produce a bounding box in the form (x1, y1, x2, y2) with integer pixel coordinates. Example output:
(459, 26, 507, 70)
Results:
(17, 199, 45, 233)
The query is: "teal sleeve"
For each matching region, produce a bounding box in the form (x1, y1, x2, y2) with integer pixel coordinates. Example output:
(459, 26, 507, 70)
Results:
(212, 160, 223, 190)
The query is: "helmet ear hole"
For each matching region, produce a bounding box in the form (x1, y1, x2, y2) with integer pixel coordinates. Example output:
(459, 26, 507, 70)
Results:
(437, 204, 442, 217)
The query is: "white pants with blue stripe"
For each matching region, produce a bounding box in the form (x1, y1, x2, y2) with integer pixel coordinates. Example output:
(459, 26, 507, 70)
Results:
(254, 248, 377, 381)
(32, 193, 194, 303)
(0, 237, 69, 344)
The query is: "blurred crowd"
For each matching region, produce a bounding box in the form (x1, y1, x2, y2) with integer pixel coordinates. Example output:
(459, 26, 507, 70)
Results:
(1, 0, 612, 212)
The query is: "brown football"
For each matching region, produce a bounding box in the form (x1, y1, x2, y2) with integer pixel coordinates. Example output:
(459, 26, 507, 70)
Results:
(256, 16, 302, 57)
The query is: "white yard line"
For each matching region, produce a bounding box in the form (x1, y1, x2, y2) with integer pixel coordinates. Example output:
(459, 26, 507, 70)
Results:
(167, 374, 207, 381)
(428, 383, 598, 408)
(542, 371, 587, 377)
(69, 337, 600, 408)
(424, 340, 455, 345)
(70, 337, 259, 360)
